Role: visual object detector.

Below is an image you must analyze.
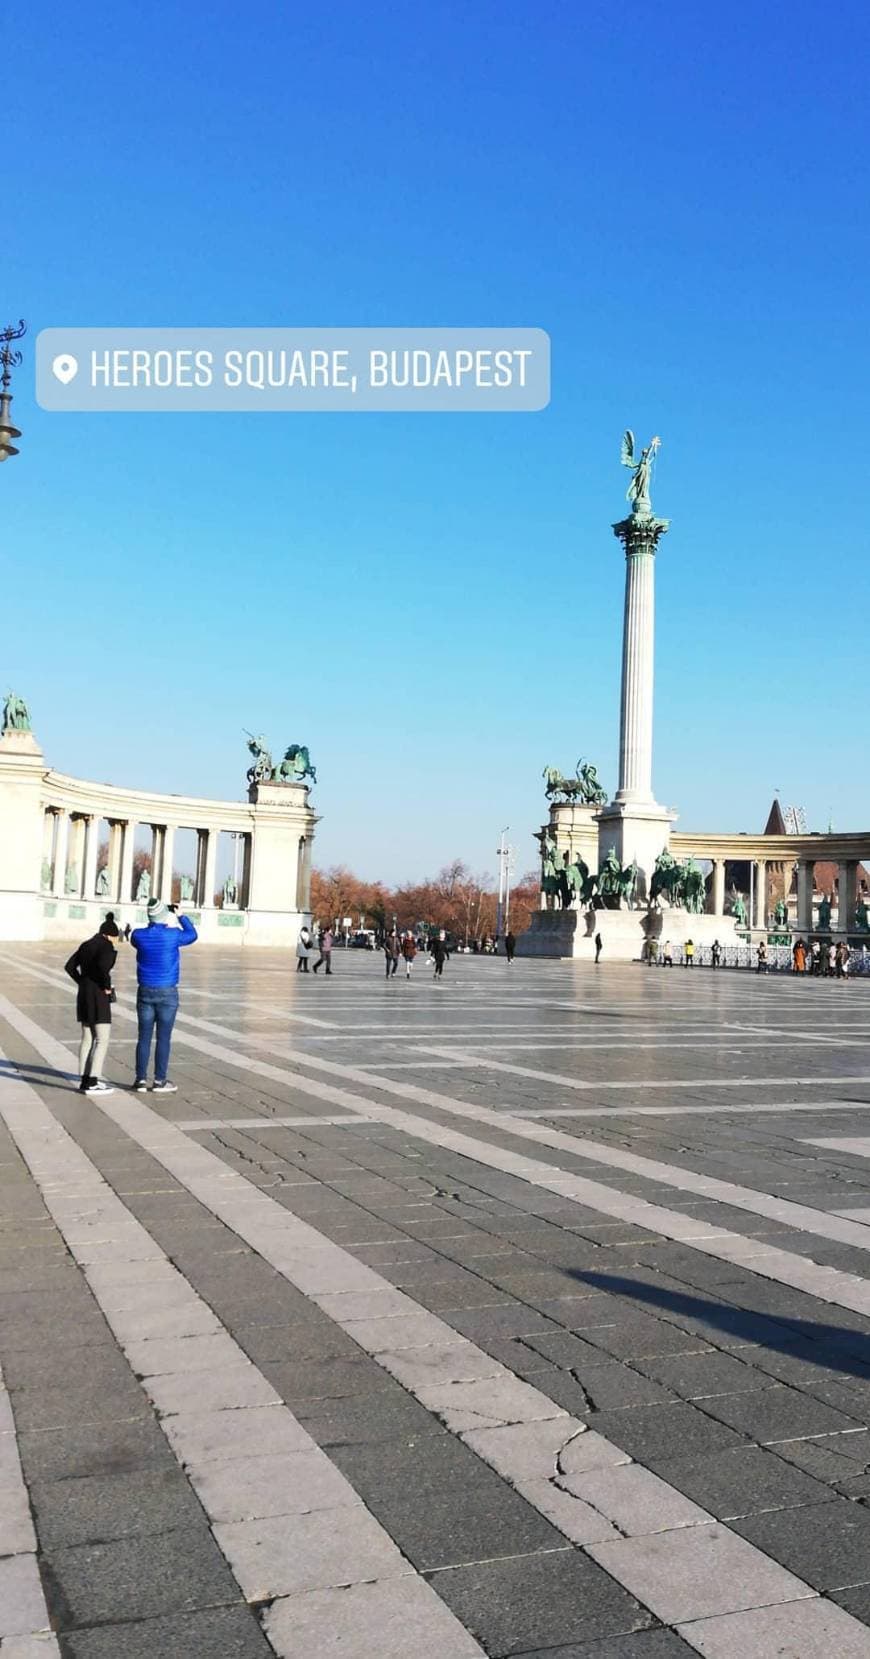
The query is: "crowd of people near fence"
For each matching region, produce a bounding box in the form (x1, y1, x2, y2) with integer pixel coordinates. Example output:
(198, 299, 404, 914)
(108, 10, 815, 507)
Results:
(644, 934, 870, 975)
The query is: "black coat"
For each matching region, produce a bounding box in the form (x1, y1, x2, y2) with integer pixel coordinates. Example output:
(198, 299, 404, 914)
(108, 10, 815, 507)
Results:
(65, 934, 116, 1026)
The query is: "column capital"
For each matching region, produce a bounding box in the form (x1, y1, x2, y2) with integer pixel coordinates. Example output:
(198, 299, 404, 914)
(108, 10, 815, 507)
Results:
(612, 514, 670, 554)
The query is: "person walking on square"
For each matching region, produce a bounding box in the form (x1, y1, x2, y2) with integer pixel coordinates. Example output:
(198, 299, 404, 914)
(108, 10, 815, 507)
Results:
(684, 938, 695, 967)
(594, 932, 603, 964)
(662, 939, 673, 967)
(432, 929, 449, 980)
(312, 926, 333, 975)
(711, 939, 722, 969)
(130, 899, 197, 1093)
(810, 938, 821, 976)
(401, 931, 416, 978)
(505, 930, 516, 964)
(65, 916, 120, 1095)
(296, 924, 312, 972)
(827, 941, 837, 978)
(384, 930, 400, 978)
(756, 939, 768, 973)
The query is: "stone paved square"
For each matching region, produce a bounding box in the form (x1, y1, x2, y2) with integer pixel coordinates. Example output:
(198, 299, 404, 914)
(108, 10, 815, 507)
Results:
(5, 946, 870, 1653)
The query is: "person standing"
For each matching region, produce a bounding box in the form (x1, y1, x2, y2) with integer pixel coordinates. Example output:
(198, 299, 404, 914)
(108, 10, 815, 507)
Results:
(684, 938, 695, 967)
(401, 932, 416, 978)
(711, 939, 722, 968)
(296, 924, 312, 973)
(312, 926, 334, 975)
(504, 930, 516, 964)
(756, 939, 768, 973)
(432, 930, 449, 980)
(827, 941, 837, 978)
(64, 917, 120, 1095)
(662, 939, 673, 967)
(384, 930, 400, 978)
(810, 938, 821, 976)
(130, 899, 197, 1092)
(594, 932, 603, 964)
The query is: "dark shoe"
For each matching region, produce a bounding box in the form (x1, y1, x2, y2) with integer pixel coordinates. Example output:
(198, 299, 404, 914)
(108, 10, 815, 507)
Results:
(133, 1079, 149, 1092)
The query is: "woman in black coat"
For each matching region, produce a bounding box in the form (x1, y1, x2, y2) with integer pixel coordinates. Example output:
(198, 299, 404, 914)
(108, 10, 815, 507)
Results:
(65, 919, 119, 1093)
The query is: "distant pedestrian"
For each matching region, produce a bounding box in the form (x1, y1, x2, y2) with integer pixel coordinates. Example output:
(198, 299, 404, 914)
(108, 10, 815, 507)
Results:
(64, 916, 120, 1095)
(505, 930, 516, 964)
(756, 939, 768, 973)
(662, 939, 673, 967)
(130, 899, 197, 1092)
(296, 924, 312, 973)
(684, 938, 695, 967)
(835, 941, 847, 980)
(312, 927, 334, 975)
(123, 923, 131, 942)
(827, 941, 837, 977)
(810, 939, 822, 976)
(401, 932, 417, 978)
(594, 932, 603, 964)
(384, 931, 400, 978)
(711, 939, 722, 968)
(432, 930, 449, 980)
(793, 939, 806, 973)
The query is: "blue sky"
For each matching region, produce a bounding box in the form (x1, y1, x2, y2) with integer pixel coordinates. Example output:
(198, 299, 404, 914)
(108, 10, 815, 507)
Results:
(8, 0, 869, 880)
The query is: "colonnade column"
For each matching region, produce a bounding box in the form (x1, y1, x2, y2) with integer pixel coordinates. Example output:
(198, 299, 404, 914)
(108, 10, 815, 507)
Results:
(796, 861, 814, 933)
(107, 821, 123, 902)
(201, 829, 218, 908)
(753, 861, 767, 930)
(839, 861, 858, 933)
(297, 834, 314, 911)
(51, 812, 69, 898)
(120, 820, 135, 905)
(712, 859, 726, 916)
(160, 826, 175, 902)
(67, 816, 87, 896)
(83, 815, 100, 900)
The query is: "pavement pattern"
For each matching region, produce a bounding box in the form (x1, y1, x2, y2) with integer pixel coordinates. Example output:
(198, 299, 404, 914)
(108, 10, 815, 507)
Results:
(4, 947, 870, 1655)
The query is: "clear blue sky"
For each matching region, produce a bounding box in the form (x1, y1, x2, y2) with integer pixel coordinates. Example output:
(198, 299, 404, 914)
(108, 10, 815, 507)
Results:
(8, 1, 869, 881)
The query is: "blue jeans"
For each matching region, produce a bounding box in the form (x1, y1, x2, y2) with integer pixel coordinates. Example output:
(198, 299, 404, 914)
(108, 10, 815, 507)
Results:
(135, 986, 179, 1082)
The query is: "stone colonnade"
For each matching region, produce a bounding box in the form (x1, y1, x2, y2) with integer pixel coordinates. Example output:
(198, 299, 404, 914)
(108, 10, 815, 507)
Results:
(40, 808, 252, 910)
(673, 836, 870, 934)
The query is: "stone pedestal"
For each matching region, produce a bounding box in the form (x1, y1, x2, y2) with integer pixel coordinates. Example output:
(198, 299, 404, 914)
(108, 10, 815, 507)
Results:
(596, 799, 676, 905)
(0, 732, 46, 940)
(541, 801, 600, 872)
(517, 903, 741, 962)
(246, 780, 318, 945)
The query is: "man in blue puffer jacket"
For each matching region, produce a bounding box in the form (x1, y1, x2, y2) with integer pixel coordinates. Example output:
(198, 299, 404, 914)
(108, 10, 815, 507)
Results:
(130, 898, 198, 1093)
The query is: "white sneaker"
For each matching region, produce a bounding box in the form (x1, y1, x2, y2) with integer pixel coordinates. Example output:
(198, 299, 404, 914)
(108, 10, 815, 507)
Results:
(152, 1080, 178, 1094)
(86, 1080, 115, 1096)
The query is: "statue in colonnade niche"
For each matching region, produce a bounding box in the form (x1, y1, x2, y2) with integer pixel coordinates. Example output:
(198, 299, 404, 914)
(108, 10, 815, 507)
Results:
(773, 897, 788, 929)
(40, 859, 52, 891)
(64, 866, 78, 895)
(818, 894, 832, 931)
(95, 866, 110, 897)
(179, 875, 194, 902)
(2, 690, 31, 732)
(730, 890, 748, 927)
(222, 875, 237, 907)
(856, 897, 869, 932)
(136, 870, 151, 902)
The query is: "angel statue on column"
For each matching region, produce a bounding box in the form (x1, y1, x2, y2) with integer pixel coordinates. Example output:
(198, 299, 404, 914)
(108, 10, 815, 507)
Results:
(621, 430, 661, 516)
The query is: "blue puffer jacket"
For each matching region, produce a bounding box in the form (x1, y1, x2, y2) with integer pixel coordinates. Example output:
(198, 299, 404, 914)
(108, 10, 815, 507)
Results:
(130, 916, 198, 987)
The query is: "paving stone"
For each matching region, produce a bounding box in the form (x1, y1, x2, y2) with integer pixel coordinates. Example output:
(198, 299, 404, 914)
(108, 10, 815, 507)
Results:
(16, 1417, 176, 1484)
(29, 1467, 205, 1549)
(771, 1429, 870, 1484)
(635, 1349, 779, 1399)
(214, 1505, 408, 1598)
(653, 1443, 837, 1519)
(730, 1499, 870, 1591)
(415, 1374, 566, 1432)
(585, 1402, 747, 1468)
(142, 1362, 279, 1416)
(294, 1385, 448, 1445)
(0, 1553, 49, 1639)
(187, 1447, 359, 1520)
(695, 1383, 863, 1441)
(677, 1595, 870, 1657)
(263, 1576, 484, 1659)
(162, 1404, 310, 1467)
(587, 1525, 813, 1624)
(511, 1633, 696, 1658)
(428, 1547, 653, 1654)
(56, 1606, 272, 1658)
(330, 1431, 563, 1570)
(562, 1463, 710, 1534)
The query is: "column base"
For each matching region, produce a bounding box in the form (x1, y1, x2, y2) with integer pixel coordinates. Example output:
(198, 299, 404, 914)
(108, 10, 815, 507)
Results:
(597, 800, 676, 904)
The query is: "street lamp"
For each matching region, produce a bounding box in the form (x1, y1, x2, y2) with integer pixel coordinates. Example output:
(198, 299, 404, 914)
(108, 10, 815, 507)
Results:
(495, 827, 509, 940)
(0, 322, 25, 463)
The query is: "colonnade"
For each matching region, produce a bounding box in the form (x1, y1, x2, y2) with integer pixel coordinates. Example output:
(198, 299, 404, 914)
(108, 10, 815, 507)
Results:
(41, 807, 253, 910)
(698, 854, 863, 932)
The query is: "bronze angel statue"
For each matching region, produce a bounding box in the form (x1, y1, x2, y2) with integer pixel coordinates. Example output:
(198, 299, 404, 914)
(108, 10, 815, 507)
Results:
(621, 430, 660, 516)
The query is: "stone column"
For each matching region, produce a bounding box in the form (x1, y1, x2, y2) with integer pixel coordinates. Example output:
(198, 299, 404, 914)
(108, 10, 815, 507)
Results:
(297, 833, 314, 911)
(51, 812, 69, 897)
(240, 834, 253, 909)
(838, 860, 858, 933)
(797, 861, 814, 932)
(120, 820, 136, 905)
(612, 511, 669, 805)
(202, 829, 218, 908)
(83, 815, 100, 900)
(753, 861, 768, 930)
(107, 821, 123, 901)
(68, 816, 87, 896)
(712, 859, 726, 916)
(161, 825, 175, 902)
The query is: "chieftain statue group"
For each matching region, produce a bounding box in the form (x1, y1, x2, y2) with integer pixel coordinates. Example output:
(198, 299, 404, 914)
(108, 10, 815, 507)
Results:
(245, 732, 316, 787)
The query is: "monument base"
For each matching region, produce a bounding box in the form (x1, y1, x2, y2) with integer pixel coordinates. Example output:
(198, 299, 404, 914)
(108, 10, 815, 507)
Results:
(596, 799, 676, 903)
(516, 905, 741, 962)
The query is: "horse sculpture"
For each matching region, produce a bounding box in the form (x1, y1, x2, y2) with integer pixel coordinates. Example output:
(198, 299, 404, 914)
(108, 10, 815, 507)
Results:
(276, 744, 317, 785)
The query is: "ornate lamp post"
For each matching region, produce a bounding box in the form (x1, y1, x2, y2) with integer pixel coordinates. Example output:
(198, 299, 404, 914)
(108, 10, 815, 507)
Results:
(0, 321, 25, 463)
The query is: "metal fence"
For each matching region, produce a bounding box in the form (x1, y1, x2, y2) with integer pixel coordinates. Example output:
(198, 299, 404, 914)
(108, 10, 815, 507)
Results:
(651, 944, 870, 973)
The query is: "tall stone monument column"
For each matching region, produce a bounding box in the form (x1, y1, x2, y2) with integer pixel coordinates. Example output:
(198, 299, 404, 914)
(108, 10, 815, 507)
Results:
(596, 433, 675, 900)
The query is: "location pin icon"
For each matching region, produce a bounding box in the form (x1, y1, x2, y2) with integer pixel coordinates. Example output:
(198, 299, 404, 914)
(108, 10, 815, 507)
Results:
(52, 354, 79, 385)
